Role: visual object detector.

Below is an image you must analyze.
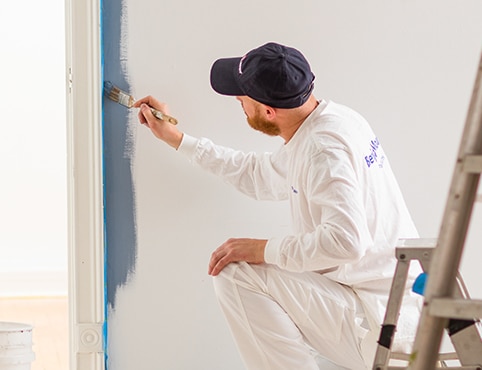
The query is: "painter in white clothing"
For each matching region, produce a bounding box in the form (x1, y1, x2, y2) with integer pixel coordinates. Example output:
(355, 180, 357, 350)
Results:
(134, 42, 421, 370)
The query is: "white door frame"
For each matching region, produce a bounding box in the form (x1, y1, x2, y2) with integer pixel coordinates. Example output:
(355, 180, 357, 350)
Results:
(65, 0, 105, 369)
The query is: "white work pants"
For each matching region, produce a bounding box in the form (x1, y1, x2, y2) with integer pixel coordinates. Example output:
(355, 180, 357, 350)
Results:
(213, 262, 373, 370)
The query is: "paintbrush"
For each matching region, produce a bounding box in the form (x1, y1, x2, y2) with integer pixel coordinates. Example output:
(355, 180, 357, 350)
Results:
(103, 81, 178, 125)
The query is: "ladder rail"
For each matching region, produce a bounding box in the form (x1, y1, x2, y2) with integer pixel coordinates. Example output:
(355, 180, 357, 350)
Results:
(373, 254, 411, 368)
(409, 52, 482, 369)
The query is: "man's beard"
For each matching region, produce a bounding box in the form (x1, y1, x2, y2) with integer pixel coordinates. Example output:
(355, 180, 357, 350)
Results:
(246, 107, 280, 136)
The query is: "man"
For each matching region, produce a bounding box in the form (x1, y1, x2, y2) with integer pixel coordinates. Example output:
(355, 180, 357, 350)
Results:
(134, 42, 421, 370)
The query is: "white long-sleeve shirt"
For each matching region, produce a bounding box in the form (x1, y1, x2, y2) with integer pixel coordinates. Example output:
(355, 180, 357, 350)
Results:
(178, 100, 420, 328)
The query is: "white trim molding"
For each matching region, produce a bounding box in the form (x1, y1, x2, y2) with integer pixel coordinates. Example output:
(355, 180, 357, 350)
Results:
(65, 0, 105, 369)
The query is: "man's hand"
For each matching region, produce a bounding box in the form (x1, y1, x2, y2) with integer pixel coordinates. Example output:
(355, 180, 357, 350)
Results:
(208, 238, 267, 276)
(133, 96, 183, 149)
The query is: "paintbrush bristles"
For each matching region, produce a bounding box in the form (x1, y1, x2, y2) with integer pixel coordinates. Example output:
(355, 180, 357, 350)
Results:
(103, 80, 179, 125)
(104, 82, 135, 108)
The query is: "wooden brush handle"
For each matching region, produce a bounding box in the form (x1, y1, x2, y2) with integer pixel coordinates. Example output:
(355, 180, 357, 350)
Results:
(151, 108, 178, 125)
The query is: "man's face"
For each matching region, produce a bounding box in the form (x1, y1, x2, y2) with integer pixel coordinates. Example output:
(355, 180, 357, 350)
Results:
(236, 96, 280, 136)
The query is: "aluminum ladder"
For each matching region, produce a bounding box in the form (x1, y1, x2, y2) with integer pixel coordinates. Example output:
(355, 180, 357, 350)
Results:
(372, 239, 482, 369)
(373, 51, 482, 370)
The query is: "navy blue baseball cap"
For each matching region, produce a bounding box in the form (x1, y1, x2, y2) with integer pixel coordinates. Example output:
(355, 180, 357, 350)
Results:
(210, 42, 315, 109)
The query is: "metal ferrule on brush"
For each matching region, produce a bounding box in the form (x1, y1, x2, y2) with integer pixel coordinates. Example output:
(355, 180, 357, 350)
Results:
(117, 92, 134, 108)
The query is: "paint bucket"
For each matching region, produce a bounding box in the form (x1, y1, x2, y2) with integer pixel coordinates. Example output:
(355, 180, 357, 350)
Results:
(0, 322, 35, 370)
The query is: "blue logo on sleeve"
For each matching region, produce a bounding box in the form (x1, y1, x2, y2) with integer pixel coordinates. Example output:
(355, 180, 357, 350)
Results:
(364, 137, 385, 168)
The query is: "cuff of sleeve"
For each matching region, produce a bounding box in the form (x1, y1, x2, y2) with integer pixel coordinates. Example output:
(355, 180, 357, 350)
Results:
(264, 237, 282, 265)
(177, 133, 199, 159)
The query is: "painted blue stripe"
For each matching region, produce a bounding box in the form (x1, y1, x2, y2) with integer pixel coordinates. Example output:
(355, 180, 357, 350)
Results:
(101, 0, 138, 367)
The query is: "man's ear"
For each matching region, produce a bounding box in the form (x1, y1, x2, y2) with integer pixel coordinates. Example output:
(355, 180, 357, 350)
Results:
(264, 105, 277, 121)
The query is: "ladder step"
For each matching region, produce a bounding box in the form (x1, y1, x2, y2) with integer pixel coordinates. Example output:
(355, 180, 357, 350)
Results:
(462, 154, 482, 173)
(396, 238, 436, 259)
(397, 238, 437, 248)
(395, 239, 437, 271)
(430, 298, 482, 319)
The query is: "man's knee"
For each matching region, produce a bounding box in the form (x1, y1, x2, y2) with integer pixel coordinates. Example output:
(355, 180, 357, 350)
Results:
(212, 262, 236, 299)
(212, 262, 267, 302)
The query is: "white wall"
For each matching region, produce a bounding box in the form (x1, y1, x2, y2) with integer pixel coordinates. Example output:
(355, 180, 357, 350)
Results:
(106, 1, 482, 368)
(0, 0, 67, 296)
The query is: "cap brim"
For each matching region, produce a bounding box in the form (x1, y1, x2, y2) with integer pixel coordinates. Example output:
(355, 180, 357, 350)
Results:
(210, 57, 244, 96)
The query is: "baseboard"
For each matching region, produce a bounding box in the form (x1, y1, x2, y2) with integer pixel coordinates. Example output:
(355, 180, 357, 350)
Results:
(0, 270, 68, 297)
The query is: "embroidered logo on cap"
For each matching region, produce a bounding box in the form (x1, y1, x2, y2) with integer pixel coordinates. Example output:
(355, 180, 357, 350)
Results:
(238, 54, 247, 75)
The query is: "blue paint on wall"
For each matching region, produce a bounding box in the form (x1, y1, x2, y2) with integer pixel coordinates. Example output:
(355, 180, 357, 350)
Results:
(101, 0, 137, 310)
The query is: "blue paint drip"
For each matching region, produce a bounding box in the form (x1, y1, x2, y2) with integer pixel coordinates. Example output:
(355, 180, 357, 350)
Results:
(101, 0, 138, 367)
